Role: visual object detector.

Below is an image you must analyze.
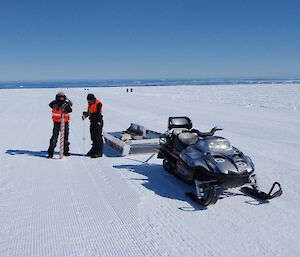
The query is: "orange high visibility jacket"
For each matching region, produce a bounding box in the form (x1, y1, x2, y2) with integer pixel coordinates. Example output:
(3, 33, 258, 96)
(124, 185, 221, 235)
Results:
(88, 99, 102, 114)
(52, 109, 70, 122)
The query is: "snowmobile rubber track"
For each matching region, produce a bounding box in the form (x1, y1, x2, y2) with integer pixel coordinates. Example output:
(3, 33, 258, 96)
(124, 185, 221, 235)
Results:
(185, 190, 218, 206)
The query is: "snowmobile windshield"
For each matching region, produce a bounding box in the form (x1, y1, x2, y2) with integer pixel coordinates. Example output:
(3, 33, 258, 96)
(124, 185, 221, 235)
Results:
(195, 137, 232, 152)
(208, 139, 231, 151)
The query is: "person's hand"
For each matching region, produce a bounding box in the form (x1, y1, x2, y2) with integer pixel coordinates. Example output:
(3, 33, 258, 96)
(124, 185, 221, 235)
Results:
(60, 102, 68, 111)
(82, 111, 88, 120)
(65, 99, 73, 106)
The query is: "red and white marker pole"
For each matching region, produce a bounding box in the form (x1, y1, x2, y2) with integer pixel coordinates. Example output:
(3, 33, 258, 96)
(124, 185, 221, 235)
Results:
(59, 113, 65, 159)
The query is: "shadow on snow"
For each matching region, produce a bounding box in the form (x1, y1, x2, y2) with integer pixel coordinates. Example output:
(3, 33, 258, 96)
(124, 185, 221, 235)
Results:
(102, 144, 122, 157)
(114, 162, 268, 209)
(114, 162, 208, 211)
(5, 145, 121, 158)
(5, 149, 85, 158)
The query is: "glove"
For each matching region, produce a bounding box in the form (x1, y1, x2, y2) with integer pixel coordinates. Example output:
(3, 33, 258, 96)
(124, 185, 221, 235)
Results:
(82, 111, 89, 120)
(65, 99, 73, 106)
(52, 104, 59, 109)
(61, 102, 69, 111)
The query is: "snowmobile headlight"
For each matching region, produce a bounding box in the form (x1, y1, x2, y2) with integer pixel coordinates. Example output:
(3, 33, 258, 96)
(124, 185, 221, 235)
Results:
(208, 140, 231, 151)
(213, 157, 225, 163)
(246, 167, 253, 173)
(236, 161, 247, 168)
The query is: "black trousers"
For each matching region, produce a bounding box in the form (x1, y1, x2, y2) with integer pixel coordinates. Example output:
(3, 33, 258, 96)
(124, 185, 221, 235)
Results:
(48, 122, 70, 154)
(90, 121, 103, 155)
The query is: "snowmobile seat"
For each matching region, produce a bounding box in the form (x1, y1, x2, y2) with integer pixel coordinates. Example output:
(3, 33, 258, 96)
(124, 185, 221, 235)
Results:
(171, 128, 189, 136)
(173, 132, 198, 152)
(177, 132, 199, 145)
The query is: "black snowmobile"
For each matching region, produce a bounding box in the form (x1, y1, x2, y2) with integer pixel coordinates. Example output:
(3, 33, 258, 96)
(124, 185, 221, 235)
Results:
(157, 116, 282, 206)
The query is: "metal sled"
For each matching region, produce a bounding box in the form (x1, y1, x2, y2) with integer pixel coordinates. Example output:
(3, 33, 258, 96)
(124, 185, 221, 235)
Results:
(103, 123, 162, 156)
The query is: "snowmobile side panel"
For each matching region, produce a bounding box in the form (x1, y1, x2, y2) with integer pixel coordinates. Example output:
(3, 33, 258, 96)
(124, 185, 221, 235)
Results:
(180, 146, 209, 169)
(157, 151, 164, 159)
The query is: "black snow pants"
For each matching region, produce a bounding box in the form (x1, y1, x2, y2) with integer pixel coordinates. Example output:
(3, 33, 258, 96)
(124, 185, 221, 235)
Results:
(90, 120, 103, 155)
(48, 122, 70, 154)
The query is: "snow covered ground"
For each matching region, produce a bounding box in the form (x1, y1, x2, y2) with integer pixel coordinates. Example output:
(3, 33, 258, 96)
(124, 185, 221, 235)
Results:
(0, 84, 299, 257)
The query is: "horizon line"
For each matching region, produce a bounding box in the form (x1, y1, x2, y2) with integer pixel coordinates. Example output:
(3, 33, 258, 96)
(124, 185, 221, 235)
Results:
(1, 76, 300, 84)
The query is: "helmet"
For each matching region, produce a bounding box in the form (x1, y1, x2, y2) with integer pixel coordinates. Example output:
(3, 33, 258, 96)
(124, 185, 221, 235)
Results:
(56, 91, 66, 102)
(87, 94, 96, 102)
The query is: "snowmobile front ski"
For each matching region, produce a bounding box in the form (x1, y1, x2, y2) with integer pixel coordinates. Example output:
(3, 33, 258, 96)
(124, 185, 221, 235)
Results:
(242, 182, 282, 200)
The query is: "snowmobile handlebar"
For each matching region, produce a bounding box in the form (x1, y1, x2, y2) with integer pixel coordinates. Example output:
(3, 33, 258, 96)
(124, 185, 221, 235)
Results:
(159, 126, 223, 139)
(211, 126, 223, 133)
(191, 126, 223, 137)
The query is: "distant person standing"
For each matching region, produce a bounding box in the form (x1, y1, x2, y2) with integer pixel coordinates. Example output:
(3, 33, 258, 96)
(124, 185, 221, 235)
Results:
(47, 92, 72, 158)
(82, 94, 103, 158)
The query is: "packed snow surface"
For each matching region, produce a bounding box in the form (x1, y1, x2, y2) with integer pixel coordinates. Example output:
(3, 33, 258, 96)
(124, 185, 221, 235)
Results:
(0, 84, 299, 257)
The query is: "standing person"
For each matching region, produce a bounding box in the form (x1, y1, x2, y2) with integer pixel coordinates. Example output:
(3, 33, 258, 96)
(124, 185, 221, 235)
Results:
(47, 92, 72, 158)
(82, 94, 103, 158)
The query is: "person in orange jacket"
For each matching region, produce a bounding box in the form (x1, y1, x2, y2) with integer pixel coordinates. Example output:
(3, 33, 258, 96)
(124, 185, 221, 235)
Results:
(47, 92, 72, 158)
(82, 94, 103, 158)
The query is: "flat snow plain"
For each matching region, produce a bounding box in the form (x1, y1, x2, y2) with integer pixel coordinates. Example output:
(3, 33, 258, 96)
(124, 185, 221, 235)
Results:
(0, 84, 299, 257)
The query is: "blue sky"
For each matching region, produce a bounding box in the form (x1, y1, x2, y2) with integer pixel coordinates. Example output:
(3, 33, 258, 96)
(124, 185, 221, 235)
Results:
(0, 0, 299, 81)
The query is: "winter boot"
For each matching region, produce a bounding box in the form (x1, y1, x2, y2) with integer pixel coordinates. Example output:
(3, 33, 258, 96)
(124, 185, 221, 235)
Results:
(86, 146, 96, 157)
(64, 141, 70, 156)
(90, 153, 102, 158)
(90, 145, 102, 158)
(47, 151, 54, 158)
